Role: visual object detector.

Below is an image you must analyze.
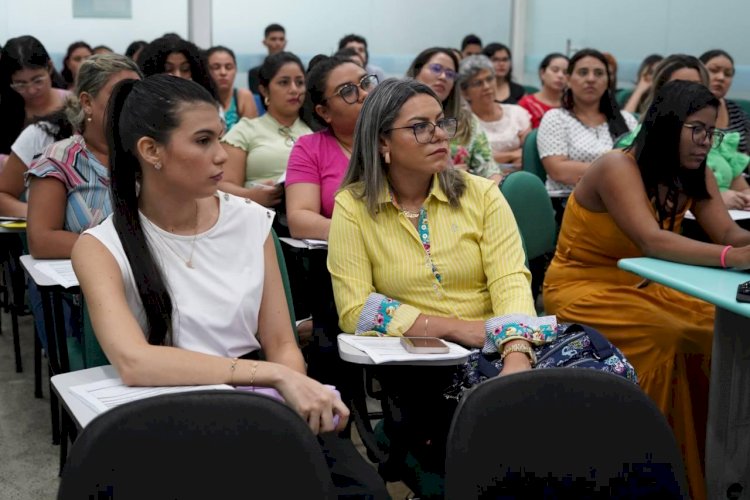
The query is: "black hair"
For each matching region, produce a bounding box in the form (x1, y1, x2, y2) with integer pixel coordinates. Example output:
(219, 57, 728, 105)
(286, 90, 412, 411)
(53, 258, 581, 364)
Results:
(31, 108, 74, 142)
(257, 52, 313, 128)
(461, 34, 482, 50)
(265, 23, 285, 37)
(92, 45, 113, 53)
(539, 52, 568, 73)
(0, 36, 56, 154)
(482, 42, 513, 83)
(106, 74, 217, 345)
(699, 49, 734, 67)
(61, 41, 93, 86)
(562, 48, 629, 140)
(137, 35, 218, 100)
(636, 54, 663, 80)
(206, 45, 237, 65)
(304, 55, 359, 130)
(125, 40, 148, 60)
(338, 34, 367, 50)
(335, 47, 363, 65)
(628, 80, 718, 221)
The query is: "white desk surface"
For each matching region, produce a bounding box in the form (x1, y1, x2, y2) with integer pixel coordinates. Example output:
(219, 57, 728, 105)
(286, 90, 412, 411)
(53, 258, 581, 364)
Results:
(337, 333, 469, 366)
(51, 365, 118, 429)
(19, 254, 76, 288)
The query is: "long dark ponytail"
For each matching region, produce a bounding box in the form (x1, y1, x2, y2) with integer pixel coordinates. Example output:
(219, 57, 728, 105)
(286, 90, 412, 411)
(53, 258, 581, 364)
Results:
(106, 74, 216, 345)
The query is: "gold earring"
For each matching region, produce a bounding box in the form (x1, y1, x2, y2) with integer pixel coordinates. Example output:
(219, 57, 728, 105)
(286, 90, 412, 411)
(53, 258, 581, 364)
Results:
(384, 151, 391, 164)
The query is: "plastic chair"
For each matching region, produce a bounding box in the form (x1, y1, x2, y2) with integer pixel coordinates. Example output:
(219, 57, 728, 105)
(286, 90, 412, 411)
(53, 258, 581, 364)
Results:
(733, 98, 750, 116)
(500, 171, 557, 301)
(445, 369, 689, 499)
(616, 88, 634, 109)
(521, 128, 547, 183)
(58, 390, 335, 500)
(522, 84, 539, 95)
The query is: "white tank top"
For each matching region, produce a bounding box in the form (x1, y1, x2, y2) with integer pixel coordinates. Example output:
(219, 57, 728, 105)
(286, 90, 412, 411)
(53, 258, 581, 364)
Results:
(84, 192, 274, 358)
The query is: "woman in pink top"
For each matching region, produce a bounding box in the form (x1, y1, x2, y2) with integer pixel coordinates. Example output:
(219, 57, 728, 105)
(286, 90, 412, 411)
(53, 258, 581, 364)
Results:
(286, 55, 377, 240)
(518, 53, 569, 129)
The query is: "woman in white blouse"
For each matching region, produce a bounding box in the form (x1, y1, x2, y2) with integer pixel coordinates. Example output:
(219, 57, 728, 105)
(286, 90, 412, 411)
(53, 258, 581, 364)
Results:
(458, 54, 531, 169)
(538, 48, 637, 193)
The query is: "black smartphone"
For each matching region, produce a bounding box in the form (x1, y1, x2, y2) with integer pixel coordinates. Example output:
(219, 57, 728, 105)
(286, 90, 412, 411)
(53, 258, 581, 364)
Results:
(737, 280, 750, 303)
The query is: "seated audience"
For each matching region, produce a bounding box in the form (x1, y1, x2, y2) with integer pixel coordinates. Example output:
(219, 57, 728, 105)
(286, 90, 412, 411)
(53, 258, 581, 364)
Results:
(220, 52, 311, 208)
(459, 55, 531, 168)
(92, 45, 114, 55)
(640, 54, 707, 111)
(481, 43, 525, 104)
(622, 54, 663, 114)
(538, 48, 637, 193)
(137, 35, 218, 100)
(206, 46, 258, 132)
(460, 34, 482, 58)
(544, 80, 750, 500)
(124, 40, 148, 62)
(0, 36, 69, 169)
(338, 34, 385, 83)
(248, 23, 286, 96)
(0, 109, 73, 218)
(71, 74, 388, 499)
(26, 54, 142, 258)
(61, 41, 93, 90)
(329, 78, 542, 478)
(285, 56, 375, 240)
(518, 53, 569, 128)
(407, 47, 501, 182)
(700, 50, 750, 154)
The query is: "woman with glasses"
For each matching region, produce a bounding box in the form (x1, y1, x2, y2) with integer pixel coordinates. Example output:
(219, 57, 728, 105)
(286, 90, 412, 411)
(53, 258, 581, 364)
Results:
(206, 45, 258, 132)
(619, 54, 750, 210)
(407, 47, 502, 183)
(538, 48, 637, 194)
(482, 43, 525, 104)
(219, 52, 312, 209)
(329, 78, 541, 481)
(544, 81, 750, 500)
(459, 55, 532, 169)
(285, 55, 377, 240)
(518, 53, 569, 129)
(0, 36, 69, 168)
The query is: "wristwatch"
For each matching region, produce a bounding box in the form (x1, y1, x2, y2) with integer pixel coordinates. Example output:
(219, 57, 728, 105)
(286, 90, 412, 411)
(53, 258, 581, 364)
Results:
(501, 342, 537, 367)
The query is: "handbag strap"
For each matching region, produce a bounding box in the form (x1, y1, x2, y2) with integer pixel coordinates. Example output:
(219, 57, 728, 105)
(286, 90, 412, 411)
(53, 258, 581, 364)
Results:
(568, 324, 615, 360)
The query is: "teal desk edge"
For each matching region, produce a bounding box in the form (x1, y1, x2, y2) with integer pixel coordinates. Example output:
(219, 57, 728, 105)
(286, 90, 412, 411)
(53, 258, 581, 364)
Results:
(618, 257, 750, 317)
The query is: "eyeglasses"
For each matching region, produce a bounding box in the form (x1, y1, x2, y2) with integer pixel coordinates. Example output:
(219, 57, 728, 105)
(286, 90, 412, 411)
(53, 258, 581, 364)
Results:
(278, 127, 297, 147)
(426, 63, 457, 81)
(684, 123, 725, 148)
(466, 74, 495, 89)
(324, 74, 378, 104)
(10, 74, 49, 93)
(385, 117, 458, 144)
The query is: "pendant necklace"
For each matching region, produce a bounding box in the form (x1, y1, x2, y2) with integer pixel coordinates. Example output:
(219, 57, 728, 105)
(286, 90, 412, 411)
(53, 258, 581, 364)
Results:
(144, 202, 200, 269)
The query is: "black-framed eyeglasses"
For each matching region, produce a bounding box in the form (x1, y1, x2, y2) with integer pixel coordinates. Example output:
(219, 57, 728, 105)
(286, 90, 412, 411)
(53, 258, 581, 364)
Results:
(684, 123, 724, 148)
(385, 117, 458, 144)
(324, 74, 379, 104)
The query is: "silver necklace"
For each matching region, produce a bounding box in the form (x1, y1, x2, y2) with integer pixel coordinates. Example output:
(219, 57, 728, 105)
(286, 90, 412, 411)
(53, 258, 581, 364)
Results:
(144, 202, 200, 269)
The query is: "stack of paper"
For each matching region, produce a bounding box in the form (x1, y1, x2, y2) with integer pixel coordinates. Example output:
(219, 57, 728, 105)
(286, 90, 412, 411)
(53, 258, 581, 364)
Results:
(279, 237, 328, 250)
(338, 335, 471, 364)
(34, 260, 79, 288)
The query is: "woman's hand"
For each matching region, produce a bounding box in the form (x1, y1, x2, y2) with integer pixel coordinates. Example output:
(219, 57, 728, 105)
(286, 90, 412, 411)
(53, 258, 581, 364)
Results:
(248, 181, 283, 207)
(275, 368, 350, 434)
(721, 189, 750, 210)
(499, 351, 532, 376)
(725, 245, 750, 270)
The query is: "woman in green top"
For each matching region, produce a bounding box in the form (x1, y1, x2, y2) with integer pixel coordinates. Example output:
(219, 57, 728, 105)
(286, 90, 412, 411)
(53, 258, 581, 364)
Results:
(220, 52, 313, 208)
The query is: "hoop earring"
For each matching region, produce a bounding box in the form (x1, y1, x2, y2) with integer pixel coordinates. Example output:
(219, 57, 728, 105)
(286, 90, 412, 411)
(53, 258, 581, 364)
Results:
(264, 96, 270, 107)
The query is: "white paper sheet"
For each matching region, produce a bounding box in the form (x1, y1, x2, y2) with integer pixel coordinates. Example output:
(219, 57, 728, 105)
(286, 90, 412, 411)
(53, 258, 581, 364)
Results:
(69, 377, 232, 414)
(279, 237, 328, 249)
(34, 260, 79, 288)
(338, 335, 471, 364)
(684, 209, 750, 221)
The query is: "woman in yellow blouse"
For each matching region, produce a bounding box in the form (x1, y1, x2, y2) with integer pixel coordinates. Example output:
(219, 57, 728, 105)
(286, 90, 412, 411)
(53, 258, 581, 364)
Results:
(328, 78, 552, 476)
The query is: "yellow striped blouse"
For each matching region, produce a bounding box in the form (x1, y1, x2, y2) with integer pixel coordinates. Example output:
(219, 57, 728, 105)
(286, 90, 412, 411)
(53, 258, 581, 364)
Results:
(328, 171, 536, 337)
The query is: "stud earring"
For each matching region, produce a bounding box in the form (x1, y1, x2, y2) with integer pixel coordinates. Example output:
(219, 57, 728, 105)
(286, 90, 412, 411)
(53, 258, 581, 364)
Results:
(86, 116, 92, 122)
(384, 151, 391, 164)
(154, 162, 162, 171)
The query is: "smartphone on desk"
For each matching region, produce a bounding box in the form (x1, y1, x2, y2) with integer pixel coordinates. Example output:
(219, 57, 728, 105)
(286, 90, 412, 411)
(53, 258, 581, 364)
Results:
(737, 280, 750, 303)
(400, 336, 450, 354)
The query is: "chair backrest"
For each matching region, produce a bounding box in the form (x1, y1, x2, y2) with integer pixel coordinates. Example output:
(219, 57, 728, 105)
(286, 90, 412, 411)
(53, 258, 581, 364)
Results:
(445, 369, 688, 499)
(733, 98, 750, 116)
(500, 171, 557, 261)
(272, 229, 298, 340)
(522, 84, 539, 95)
(615, 88, 634, 109)
(58, 390, 335, 500)
(521, 128, 546, 183)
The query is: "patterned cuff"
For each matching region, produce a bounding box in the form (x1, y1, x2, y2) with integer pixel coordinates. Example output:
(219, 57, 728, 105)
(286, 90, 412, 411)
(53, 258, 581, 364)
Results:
(356, 293, 403, 336)
(482, 314, 558, 354)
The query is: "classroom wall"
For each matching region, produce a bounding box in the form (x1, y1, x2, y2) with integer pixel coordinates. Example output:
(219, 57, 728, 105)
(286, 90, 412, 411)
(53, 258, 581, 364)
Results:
(524, 0, 750, 98)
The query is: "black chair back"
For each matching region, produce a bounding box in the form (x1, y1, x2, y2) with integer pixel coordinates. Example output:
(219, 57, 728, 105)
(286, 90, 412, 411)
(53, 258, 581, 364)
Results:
(58, 390, 335, 500)
(445, 369, 688, 499)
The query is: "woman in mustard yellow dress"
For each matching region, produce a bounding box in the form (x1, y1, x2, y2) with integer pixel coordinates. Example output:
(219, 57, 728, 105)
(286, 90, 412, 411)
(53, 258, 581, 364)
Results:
(544, 80, 750, 500)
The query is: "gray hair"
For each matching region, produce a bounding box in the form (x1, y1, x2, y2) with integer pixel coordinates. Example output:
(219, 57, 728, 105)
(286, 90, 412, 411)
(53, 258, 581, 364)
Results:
(458, 54, 495, 90)
(65, 53, 143, 132)
(340, 78, 466, 216)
